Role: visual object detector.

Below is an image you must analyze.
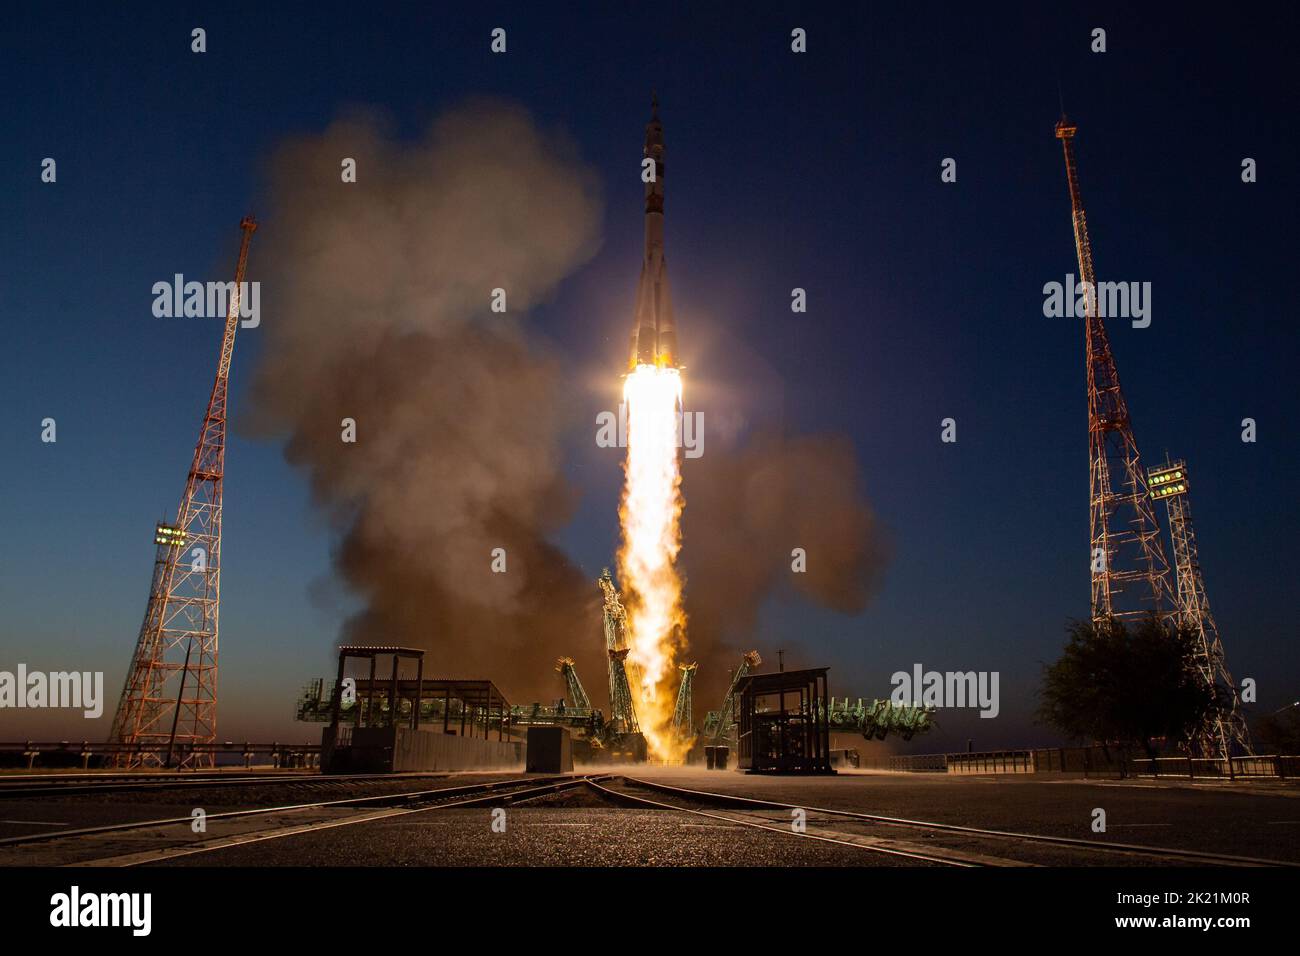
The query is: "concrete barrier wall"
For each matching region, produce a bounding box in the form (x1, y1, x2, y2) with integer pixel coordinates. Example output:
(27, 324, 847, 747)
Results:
(326, 725, 523, 773)
(391, 727, 523, 772)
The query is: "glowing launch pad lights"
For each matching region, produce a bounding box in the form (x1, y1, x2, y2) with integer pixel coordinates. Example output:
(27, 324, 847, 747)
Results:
(617, 362, 687, 762)
(1148, 465, 1188, 498)
(154, 523, 186, 547)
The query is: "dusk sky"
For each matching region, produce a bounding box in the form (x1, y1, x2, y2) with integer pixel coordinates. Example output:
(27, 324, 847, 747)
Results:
(2, 3, 1296, 750)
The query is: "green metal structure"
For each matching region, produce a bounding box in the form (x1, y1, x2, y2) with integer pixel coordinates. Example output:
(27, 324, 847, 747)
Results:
(672, 662, 696, 738)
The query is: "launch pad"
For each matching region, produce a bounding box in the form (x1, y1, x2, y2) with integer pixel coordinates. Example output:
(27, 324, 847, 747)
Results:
(297, 571, 934, 772)
(290, 101, 935, 772)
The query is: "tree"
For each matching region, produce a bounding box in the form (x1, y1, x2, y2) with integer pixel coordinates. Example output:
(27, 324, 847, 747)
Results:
(1254, 705, 1300, 755)
(1038, 615, 1216, 759)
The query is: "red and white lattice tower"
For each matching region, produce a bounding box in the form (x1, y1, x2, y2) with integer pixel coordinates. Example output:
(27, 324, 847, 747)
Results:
(1055, 118, 1173, 621)
(108, 216, 257, 769)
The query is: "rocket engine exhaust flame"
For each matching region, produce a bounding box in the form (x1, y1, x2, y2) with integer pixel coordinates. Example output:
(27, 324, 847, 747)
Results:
(613, 97, 692, 762)
(618, 362, 687, 761)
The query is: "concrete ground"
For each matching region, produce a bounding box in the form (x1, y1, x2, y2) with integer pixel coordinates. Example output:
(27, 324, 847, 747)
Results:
(4, 767, 1297, 866)
(0, 771, 518, 840)
(620, 766, 1300, 861)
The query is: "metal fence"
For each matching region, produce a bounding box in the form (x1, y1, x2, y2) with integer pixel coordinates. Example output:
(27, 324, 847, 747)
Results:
(947, 750, 1035, 774)
(0, 740, 321, 771)
(861, 746, 1300, 779)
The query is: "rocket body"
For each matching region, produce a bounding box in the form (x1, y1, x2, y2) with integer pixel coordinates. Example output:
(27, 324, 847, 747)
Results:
(629, 98, 678, 370)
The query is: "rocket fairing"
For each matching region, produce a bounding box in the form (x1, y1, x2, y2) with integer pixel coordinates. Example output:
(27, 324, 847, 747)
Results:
(628, 95, 678, 371)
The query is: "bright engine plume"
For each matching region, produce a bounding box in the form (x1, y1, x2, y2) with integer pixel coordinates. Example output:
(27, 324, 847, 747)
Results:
(618, 363, 686, 760)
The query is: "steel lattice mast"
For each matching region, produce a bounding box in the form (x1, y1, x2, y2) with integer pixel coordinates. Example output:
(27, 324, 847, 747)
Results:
(1054, 118, 1172, 621)
(109, 216, 258, 769)
(1148, 459, 1253, 757)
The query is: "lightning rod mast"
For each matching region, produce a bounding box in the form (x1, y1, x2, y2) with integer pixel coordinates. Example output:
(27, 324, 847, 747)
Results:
(109, 216, 258, 769)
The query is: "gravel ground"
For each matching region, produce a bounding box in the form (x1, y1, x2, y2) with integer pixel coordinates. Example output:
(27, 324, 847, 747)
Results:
(156, 806, 928, 867)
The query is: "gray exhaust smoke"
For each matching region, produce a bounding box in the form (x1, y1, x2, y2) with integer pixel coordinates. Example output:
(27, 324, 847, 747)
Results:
(243, 102, 607, 697)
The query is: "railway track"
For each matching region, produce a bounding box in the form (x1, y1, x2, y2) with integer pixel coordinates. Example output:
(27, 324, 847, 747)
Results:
(586, 776, 984, 866)
(606, 775, 1299, 867)
(3, 772, 1292, 868)
(0, 773, 588, 866)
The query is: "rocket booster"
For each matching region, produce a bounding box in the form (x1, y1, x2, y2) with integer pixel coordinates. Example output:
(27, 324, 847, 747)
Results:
(628, 95, 678, 370)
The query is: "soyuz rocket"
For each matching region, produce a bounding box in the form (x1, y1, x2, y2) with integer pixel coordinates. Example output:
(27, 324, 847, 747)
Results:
(628, 95, 678, 371)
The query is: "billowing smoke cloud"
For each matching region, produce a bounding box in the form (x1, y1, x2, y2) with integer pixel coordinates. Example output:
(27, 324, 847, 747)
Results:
(243, 102, 607, 700)
(679, 430, 890, 703)
(244, 99, 888, 712)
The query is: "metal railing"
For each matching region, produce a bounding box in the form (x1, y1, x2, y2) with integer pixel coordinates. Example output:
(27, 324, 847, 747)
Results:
(858, 753, 947, 772)
(859, 746, 1299, 779)
(0, 740, 321, 771)
(947, 750, 1036, 774)
(1131, 754, 1300, 779)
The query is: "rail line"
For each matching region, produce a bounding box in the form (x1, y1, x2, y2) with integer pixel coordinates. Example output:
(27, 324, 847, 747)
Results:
(0, 774, 583, 860)
(45, 774, 978, 868)
(585, 776, 980, 865)
(67, 777, 593, 867)
(613, 775, 1298, 867)
(6, 772, 1291, 868)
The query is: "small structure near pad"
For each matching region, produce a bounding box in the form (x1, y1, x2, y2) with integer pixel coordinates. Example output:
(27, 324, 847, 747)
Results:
(321, 646, 521, 773)
(526, 726, 574, 773)
(736, 667, 835, 774)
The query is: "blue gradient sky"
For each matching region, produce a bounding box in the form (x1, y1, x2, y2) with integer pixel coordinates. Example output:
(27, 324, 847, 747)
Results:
(2, 2, 1296, 749)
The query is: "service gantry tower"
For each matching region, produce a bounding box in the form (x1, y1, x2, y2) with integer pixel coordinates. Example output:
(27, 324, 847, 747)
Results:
(1148, 458, 1253, 757)
(108, 217, 257, 769)
(672, 661, 696, 738)
(599, 568, 642, 735)
(1054, 118, 1172, 621)
(709, 650, 761, 744)
(556, 657, 593, 711)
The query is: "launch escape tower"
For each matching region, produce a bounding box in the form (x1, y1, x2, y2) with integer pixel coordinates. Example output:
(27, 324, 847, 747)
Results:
(599, 568, 642, 735)
(1054, 118, 1173, 622)
(108, 217, 257, 769)
(1147, 459, 1253, 757)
